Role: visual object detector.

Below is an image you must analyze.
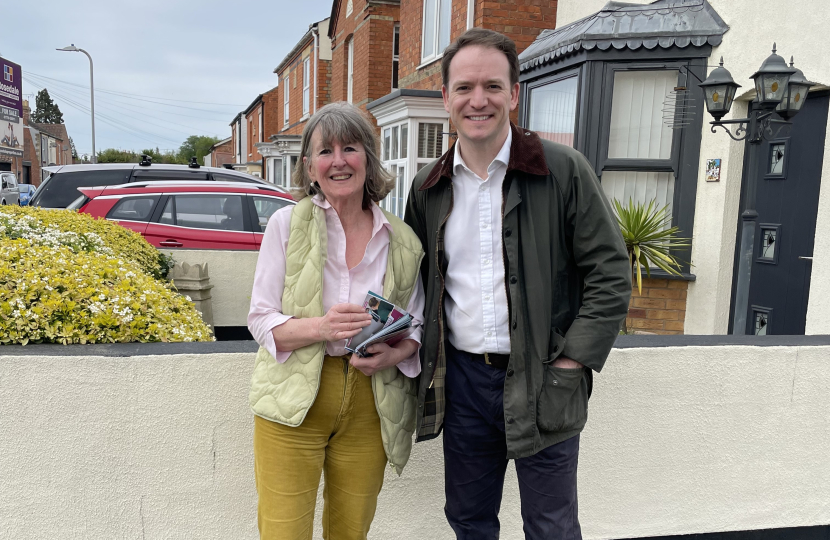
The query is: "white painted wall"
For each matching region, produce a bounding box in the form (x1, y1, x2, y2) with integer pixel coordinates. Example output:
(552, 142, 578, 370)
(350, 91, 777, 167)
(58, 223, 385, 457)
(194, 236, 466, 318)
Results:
(553, 0, 830, 335)
(163, 250, 259, 328)
(2, 344, 828, 539)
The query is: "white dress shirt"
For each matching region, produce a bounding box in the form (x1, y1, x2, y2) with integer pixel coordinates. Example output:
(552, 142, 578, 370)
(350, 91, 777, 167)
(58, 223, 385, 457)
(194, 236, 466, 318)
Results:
(443, 129, 512, 354)
(247, 195, 424, 377)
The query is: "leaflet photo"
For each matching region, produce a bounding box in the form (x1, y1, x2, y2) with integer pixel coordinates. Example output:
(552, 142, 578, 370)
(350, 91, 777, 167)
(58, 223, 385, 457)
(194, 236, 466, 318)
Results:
(346, 291, 414, 357)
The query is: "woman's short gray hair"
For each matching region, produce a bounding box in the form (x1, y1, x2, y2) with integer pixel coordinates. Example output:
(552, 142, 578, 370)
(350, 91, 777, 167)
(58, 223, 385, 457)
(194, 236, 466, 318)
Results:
(291, 102, 394, 207)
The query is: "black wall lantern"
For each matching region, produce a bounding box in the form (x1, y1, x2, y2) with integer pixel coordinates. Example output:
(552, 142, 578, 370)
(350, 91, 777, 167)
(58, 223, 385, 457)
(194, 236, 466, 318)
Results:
(698, 58, 741, 120)
(776, 62, 815, 120)
(700, 45, 816, 335)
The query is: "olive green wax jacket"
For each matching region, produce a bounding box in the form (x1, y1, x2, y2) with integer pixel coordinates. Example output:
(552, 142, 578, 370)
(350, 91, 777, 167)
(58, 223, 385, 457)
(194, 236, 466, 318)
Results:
(404, 123, 631, 459)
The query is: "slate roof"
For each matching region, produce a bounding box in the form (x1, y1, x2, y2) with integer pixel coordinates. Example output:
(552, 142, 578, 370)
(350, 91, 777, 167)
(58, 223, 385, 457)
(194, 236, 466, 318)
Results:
(519, 0, 729, 72)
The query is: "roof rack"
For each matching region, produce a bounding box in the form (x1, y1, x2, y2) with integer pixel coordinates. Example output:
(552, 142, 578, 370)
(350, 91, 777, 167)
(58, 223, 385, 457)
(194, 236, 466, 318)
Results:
(119, 180, 286, 192)
(139, 154, 153, 167)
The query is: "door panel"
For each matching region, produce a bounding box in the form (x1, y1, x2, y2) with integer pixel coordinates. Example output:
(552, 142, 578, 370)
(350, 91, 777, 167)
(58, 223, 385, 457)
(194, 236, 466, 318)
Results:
(734, 92, 828, 335)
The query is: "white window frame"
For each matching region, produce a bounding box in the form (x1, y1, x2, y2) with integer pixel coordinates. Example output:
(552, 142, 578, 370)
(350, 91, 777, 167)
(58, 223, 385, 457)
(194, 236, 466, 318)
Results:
(258, 111, 263, 143)
(421, 0, 451, 65)
(302, 58, 311, 117)
(346, 0, 353, 16)
(377, 116, 449, 218)
(380, 121, 409, 218)
(347, 39, 354, 104)
(283, 75, 290, 127)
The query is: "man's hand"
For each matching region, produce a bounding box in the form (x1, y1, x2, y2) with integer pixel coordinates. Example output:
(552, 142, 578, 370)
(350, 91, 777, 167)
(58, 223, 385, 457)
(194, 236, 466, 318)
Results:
(552, 356, 584, 370)
(350, 340, 418, 377)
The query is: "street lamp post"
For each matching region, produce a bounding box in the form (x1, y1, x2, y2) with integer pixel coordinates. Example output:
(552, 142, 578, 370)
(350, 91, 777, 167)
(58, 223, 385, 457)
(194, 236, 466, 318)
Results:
(57, 44, 96, 163)
(698, 44, 815, 334)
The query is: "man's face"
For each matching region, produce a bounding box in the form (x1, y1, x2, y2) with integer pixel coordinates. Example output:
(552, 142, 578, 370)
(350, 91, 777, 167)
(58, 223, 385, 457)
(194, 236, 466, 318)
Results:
(442, 45, 519, 150)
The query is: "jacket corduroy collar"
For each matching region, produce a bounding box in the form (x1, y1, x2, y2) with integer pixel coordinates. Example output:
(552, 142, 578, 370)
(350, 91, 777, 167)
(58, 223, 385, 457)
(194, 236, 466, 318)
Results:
(419, 123, 549, 191)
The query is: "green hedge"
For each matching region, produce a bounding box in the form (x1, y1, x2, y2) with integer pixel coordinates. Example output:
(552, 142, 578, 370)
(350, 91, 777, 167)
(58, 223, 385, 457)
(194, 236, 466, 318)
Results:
(0, 207, 211, 345)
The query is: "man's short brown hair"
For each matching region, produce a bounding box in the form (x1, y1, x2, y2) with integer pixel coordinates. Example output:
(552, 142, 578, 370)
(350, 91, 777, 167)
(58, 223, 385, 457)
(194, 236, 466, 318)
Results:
(441, 28, 519, 88)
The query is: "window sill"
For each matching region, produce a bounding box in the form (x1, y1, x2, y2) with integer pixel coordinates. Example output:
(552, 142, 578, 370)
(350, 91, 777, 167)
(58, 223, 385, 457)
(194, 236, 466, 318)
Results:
(300, 114, 309, 121)
(416, 54, 443, 71)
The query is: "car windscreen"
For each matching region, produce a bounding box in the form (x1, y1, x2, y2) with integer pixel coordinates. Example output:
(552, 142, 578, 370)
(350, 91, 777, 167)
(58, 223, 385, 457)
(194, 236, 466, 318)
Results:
(31, 170, 132, 208)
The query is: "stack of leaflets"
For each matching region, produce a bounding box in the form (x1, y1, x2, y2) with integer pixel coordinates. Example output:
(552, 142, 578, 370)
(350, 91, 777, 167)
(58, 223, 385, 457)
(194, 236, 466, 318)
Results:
(345, 291, 415, 357)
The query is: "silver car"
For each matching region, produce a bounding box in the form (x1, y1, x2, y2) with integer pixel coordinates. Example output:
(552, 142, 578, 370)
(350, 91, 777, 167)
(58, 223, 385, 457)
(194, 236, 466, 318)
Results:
(1, 172, 19, 205)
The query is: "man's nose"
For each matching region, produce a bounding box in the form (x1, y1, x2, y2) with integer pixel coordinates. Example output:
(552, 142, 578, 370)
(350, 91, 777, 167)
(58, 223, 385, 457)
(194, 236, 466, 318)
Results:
(469, 86, 487, 108)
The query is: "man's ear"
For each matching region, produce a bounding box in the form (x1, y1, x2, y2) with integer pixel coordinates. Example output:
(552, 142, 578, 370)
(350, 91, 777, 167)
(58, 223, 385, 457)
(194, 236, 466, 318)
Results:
(442, 85, 450, 113)
(510, 82, 520, 112)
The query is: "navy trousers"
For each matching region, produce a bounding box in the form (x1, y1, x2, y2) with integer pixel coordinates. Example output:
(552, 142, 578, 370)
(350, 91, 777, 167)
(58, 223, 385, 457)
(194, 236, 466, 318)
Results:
(443, 345, 582, 540)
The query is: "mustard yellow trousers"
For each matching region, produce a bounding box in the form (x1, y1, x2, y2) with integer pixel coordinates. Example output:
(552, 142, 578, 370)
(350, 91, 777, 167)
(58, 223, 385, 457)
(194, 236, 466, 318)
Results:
(253, 355, 387, 540)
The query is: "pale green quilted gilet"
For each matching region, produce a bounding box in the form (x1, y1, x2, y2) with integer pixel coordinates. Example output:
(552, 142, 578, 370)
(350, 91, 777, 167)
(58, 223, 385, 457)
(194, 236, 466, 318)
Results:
(249, 197, 424, 475)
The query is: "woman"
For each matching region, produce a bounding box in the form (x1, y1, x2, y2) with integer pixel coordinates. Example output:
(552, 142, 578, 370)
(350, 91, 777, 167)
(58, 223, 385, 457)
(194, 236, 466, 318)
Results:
(247, 102, 425, 540)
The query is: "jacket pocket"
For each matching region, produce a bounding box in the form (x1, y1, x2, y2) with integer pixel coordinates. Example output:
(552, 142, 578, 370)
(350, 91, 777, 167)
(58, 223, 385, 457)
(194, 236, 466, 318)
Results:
(536, 365, 589, 433)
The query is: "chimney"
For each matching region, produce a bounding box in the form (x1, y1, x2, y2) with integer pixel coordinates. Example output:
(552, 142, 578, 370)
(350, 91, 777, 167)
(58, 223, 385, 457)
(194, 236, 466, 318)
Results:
(22, 100, 30, 126)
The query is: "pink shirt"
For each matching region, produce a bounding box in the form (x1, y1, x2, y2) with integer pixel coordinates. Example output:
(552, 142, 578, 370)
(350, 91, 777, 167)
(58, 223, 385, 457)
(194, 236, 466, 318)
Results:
(247, 195, 424, 378)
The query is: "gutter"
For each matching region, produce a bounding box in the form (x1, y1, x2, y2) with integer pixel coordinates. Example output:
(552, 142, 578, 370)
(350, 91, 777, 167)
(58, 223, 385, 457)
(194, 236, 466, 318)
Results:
(467, 0, 474, 29)
(312, 25, 319, 114)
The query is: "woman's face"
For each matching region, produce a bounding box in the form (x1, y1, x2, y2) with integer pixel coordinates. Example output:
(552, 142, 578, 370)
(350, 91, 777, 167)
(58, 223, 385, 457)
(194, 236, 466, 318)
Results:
(305, 128, 367, 207)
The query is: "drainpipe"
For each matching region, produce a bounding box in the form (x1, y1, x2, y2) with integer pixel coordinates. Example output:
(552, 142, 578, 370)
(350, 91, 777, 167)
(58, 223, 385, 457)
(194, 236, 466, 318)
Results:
(466, 0, 474, 29)
(312, 25, 319, 114)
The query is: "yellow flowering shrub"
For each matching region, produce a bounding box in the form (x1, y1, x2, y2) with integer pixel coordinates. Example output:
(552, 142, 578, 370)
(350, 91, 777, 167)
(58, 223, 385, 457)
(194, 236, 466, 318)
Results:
(0, 206, 172, 279)
(0, 208, 211, 345)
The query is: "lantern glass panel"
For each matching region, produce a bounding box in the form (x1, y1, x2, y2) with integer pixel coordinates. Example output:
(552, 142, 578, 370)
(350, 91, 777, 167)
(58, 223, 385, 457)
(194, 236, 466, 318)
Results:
(759, 73, 789, 102)
(705, 85, 728, 113)
(789, 83, 810, 112)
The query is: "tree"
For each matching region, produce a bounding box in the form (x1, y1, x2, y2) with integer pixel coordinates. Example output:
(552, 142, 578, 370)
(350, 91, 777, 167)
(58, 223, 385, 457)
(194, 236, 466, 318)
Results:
(177, 135, 220, 165)
(96, 147, 185, 164)
(31, 89, 64, 124)
(69, 136, 78, 160)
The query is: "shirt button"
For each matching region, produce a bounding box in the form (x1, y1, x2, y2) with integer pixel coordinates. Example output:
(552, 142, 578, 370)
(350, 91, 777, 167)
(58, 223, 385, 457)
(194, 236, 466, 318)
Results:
(487, 331, 492, 336)
(484, 295, 491, 301)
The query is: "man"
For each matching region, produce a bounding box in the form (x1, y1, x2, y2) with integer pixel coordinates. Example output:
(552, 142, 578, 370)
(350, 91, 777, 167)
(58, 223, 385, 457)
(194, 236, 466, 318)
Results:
(404, 29, 631, 539)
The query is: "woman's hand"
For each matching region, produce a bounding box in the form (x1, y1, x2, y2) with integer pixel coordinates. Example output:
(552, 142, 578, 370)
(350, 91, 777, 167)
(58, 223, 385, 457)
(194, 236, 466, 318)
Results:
(317, 303, 373, 342)
(350, 339, 418, 377)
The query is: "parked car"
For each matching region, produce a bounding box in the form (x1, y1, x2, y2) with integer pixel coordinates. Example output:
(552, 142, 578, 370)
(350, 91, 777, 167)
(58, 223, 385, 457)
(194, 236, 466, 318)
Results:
(32, 158, 278, 209)
(17, 183, 37, 206)
(1, 172, 19, 205)
(73, 181, 295, 250)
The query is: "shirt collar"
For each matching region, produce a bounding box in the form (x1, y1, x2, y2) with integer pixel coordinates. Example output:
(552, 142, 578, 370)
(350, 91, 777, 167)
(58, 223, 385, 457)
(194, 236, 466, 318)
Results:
(452, 128, 512, 178)
(420, 123, 550, 191)
(312, 193, 392, 235)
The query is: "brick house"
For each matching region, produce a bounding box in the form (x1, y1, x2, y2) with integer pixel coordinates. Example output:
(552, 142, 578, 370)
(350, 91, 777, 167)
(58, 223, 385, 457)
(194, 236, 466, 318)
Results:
(0, 100, 72, 186)
(327, 0, 401, 114)
(364, 0, 556, 217)
(256, 18, 332, 188)
(204, 136, 233, 168)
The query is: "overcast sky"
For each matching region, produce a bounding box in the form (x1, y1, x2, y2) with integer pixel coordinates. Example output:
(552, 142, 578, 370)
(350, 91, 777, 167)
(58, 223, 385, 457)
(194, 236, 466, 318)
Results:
(2, 0, 331, 156)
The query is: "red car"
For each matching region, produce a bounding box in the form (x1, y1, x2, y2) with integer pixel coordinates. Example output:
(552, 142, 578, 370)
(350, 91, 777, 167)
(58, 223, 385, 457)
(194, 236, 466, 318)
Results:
(74, 181, 295, 250)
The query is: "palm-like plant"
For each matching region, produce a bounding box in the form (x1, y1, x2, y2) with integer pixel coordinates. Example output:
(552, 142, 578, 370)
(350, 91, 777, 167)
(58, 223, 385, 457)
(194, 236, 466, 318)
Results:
(613, 198, 691, 294)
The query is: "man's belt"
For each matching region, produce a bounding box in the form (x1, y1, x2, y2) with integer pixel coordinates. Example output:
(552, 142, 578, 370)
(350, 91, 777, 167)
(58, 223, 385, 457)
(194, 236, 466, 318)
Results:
(471, 351, 510, 370)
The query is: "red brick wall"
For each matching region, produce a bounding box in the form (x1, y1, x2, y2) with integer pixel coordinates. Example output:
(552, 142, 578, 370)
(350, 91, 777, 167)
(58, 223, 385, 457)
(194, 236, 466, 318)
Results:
(245, 103, 264, 162)
(626, 278, 688, 335)
(398, 0, 556, 91)
(210, 140, 234, 168)
(330, 0, 400, 122)
(276, 42, 332, 137)
(262, 87, 281, 141)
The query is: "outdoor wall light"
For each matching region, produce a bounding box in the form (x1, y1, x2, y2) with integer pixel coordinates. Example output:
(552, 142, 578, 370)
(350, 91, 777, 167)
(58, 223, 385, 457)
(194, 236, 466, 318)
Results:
(697, 58, 741, 120)
(776, 61, 815, 120)
(699, 44, 812, 142)
(750, 44, 797, 109)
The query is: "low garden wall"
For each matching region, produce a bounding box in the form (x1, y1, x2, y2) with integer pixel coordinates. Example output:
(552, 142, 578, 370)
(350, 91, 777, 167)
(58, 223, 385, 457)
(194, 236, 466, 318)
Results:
(1, 336, 829, 539)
